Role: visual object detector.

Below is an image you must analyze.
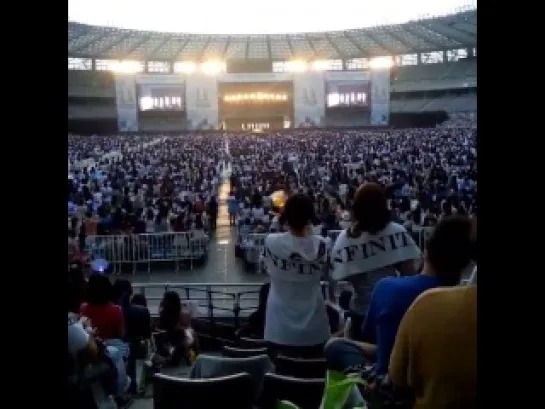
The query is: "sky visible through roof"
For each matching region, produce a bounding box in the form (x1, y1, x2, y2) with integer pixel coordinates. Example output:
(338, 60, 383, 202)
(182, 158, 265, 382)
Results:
(69, 0, 476, 34)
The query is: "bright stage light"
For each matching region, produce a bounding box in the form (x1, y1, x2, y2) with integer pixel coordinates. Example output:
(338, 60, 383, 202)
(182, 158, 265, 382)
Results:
(311, 60, 330, 71)
(140, 96, 154, 111)
(369, 56, 394, 70)
(174, 61, 197, 73)
(110, 60, 143, 73)
(201, 61, 226, 74)
(286, 60, 308, 72)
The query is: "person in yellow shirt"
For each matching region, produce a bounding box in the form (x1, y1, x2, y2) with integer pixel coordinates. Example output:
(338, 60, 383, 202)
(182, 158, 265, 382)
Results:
(389, 285, 477, 409)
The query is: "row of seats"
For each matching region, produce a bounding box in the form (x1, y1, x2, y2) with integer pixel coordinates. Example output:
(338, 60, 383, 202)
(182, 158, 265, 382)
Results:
(154, 371, 324, 409)
(391, 94, 476, 113)
(154, 335, 328, 409)
(394, 60, 476, 83)
(222, 345, 326, 378)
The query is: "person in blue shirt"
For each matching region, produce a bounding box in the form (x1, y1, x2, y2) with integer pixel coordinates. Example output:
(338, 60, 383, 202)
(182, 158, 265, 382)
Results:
(324, 215, 473, 376)
(227, 191, 239, 226)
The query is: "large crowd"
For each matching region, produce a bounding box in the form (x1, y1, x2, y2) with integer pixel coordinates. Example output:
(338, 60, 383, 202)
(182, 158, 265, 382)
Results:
(68, 121, 477, 409)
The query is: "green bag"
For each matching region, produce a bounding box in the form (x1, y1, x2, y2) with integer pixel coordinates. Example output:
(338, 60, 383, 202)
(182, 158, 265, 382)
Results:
(276, 370, 367, 409)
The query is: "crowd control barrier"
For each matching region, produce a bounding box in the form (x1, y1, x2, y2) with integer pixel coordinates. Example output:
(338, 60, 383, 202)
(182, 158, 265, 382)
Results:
(86, 232, 209, 273)
(243, 233, 267, 273)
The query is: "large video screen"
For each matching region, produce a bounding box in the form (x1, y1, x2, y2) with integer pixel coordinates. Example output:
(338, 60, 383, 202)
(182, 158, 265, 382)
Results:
(137, 84, 185, 111)
(326, 81, 370, 108)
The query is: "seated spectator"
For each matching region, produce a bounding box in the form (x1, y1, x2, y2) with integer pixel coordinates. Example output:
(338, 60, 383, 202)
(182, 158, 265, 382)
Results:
(263, 194, 331, 358)
(331, 183, 421, 338)
(112, 279, 151, 343)
(68, 268, 131, 401)
(325, 215, 474, 378)
(156, 291, 197, 366)
(388, 216, 477, 409)
(81, 274, 126, 354)
(389, 285, 477, 409)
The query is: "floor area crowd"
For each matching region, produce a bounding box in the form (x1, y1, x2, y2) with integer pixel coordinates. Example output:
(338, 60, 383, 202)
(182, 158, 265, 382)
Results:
(68, 122, 477, 409)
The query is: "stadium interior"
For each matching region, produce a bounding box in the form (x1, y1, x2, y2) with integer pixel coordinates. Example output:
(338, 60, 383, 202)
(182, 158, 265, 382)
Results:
(68, 7, 477, 409)
(68, 9, 476, 133)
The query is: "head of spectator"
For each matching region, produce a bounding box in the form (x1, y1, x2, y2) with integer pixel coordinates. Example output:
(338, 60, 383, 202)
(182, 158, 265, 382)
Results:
(279, 193, 315, 236)
(86, 273, 114, 306)
(351, 183, 391, 236)
(131, 293, 148, 308)
(424, 215, 473, 286)
(159, 290, 182, 332)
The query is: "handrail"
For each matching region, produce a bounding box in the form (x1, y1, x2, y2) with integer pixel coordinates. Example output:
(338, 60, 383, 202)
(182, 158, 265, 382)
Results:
(132, 281, 334, 326)
(132, 282, 267, 288)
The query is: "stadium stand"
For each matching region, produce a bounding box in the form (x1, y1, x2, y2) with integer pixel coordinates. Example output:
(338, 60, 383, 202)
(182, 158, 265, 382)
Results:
(68, 8, 477, 409)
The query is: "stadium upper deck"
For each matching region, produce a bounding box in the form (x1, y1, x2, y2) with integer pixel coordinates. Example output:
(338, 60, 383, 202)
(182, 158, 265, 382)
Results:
(68, 10, 475, 63)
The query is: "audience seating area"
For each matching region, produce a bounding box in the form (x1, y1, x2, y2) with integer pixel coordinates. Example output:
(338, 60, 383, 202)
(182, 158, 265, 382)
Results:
(179, 335, 328, 409)
(393, 59, 476, 84)
(72, 319, 334, 409)
(68, 71, 116, 98)
(391, 93, 476, 113)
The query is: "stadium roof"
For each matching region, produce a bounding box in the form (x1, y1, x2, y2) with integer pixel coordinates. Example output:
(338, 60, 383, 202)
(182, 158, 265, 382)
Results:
(68, 10, 475, 61)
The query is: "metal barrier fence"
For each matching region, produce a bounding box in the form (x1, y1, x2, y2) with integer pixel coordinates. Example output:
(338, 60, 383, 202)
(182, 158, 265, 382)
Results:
(133, 260, 476, 328)
(243, 233, 267, 273)
(86, 232, 209, 273)
(132, 281, 334, 329)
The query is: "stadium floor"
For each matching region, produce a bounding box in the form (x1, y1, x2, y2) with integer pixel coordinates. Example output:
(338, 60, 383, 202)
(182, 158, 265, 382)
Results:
(121, 176, 268, 315)
(124, 177, 264, 409)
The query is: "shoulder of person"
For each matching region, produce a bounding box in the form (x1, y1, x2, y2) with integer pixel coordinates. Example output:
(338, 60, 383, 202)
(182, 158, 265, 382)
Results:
(419, 285, 472, 302)
(265, 232, 286, 247)
(407, 286, 454, 314)
(373, 275, 401, 294)
(387, 221, 409, 233)
(317, 235, 332, 249)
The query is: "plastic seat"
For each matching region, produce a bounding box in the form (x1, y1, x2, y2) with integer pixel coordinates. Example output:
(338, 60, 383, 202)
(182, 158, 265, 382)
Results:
(238, 336, 268, 349)
(274, 355, 327, 378)
(258, 373, 325, 409)
(153, 372, 254, 409)
(222, 345, 268, 358)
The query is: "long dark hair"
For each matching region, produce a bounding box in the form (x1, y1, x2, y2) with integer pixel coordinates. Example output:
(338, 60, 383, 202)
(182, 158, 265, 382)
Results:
(159, 291, 181, 331)
(351, 183, 391, 235)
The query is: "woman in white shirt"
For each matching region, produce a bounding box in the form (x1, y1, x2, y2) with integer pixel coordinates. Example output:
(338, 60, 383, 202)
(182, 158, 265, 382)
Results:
(263, 193, 331, 358)
(331, 183, 421, 338)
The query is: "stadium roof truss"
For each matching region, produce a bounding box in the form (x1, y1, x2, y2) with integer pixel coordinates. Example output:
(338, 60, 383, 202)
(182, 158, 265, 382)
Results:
(68, 10, 476, 61)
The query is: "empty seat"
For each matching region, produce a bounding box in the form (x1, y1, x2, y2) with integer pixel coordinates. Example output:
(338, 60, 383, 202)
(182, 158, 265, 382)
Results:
(188, 354, 274, 400)
(274, 355, 327, 378)
(258, 373, 325, 409)
(222, 345, 269, 358)
(153, 372, 254, 409)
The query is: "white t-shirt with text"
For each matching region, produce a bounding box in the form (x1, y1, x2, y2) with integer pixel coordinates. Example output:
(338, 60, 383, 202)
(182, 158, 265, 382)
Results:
(263, 232, 331, 346)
